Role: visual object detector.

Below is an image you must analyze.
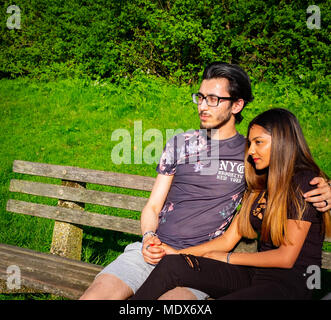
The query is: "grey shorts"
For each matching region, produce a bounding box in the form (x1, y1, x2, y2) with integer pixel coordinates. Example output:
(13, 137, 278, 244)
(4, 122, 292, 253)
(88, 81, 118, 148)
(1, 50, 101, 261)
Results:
(97, 241, 208, 300)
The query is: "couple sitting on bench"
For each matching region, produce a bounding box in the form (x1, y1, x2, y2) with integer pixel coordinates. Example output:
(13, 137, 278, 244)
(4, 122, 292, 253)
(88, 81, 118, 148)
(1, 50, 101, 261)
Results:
(80, 62, 331, 300)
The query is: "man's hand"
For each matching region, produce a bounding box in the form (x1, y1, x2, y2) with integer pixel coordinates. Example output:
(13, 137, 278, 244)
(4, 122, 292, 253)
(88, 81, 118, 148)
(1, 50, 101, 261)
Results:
(142, 236, 165, 265)
(304, 177, 331, 212)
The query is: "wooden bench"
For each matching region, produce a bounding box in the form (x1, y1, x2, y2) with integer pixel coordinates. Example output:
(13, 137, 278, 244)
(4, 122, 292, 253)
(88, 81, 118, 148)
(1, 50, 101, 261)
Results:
(1, 160, 330, 299)
(1, 160, 154, 299)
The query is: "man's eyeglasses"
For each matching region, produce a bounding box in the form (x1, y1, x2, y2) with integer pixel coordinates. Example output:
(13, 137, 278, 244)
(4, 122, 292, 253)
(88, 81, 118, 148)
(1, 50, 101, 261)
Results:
(192, 93, 235, 107)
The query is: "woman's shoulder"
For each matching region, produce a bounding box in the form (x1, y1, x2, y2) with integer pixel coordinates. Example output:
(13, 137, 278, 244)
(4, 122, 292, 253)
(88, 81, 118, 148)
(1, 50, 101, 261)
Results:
(292, 169, 319, 194)
(289, 170, 320, 221)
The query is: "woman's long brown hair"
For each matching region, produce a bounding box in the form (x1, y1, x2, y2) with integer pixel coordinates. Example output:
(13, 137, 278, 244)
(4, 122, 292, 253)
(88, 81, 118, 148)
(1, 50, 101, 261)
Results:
(238, 108, 330, 246)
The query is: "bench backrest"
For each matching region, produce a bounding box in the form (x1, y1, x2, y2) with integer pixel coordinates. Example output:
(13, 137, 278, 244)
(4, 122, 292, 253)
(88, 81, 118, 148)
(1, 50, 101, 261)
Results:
(6, 160, 156, 261)
(7, 160, 155, 236)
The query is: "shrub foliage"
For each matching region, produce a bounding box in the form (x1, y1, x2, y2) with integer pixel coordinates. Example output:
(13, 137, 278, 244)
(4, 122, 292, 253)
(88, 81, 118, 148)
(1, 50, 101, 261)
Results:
(1, 0, 330, 94)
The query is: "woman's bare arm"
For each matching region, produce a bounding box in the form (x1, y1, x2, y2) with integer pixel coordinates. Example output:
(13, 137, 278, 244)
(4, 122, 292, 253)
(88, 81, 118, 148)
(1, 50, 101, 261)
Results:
(206, 219, 311, 269)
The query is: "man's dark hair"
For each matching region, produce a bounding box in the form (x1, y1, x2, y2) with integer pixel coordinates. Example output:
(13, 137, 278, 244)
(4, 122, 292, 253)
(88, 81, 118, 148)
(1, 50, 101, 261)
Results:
(202, 62, 254, 123)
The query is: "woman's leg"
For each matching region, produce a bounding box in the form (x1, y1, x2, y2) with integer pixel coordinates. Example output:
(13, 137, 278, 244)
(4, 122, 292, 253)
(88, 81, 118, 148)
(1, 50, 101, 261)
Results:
(219, 269, 311, 300)
(131, 254, 254, 300)
(219, 282, 288, 300)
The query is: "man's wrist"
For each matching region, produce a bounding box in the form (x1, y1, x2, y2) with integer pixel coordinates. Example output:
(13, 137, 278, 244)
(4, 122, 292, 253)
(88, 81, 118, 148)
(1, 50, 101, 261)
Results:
(142, 231, 158, 243)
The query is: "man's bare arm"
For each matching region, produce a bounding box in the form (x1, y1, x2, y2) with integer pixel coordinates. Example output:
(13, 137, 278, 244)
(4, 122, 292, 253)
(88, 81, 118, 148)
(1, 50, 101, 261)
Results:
(140, 174, 174, 264)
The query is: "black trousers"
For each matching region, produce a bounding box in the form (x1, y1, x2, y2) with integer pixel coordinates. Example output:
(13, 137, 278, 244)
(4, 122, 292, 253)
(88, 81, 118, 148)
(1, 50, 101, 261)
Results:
(131, 255, 311, 300)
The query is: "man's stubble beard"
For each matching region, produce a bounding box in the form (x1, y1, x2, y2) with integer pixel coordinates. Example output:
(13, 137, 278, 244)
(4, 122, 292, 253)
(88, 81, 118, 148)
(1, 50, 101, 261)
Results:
(199, 105, 233, 130)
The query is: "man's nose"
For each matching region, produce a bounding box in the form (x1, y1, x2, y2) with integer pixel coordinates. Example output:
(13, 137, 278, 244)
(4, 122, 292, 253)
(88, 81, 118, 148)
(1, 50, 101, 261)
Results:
(199, 98, 209, 110)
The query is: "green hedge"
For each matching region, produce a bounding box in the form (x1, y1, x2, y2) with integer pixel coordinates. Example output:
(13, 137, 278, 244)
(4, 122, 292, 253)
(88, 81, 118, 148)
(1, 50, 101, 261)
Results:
(1, 0, 330, 95)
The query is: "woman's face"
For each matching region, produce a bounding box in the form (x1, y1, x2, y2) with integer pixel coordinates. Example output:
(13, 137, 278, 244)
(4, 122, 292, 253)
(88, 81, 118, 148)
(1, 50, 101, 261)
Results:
(248, 124, 272, 170)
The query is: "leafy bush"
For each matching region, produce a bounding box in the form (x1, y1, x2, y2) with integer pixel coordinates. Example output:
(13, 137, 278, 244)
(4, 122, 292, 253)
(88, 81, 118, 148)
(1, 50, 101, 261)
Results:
(1, 0, 330, 95)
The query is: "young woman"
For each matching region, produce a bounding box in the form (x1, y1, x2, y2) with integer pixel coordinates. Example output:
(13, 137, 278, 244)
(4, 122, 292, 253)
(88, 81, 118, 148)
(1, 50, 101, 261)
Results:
(131, 108, 331, 300)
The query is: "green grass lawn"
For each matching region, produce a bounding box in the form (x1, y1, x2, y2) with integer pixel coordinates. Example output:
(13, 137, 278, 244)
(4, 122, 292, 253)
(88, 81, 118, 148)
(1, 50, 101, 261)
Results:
(0, 75, 330, 299)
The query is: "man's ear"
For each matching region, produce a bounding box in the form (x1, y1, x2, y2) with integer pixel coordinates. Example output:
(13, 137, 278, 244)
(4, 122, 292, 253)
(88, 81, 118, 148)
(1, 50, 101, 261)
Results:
(231, 99, 245, 114)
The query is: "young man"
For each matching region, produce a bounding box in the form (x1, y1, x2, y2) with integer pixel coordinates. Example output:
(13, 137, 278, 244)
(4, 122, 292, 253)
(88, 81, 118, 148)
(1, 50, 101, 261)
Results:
(80, 62, 331, 300)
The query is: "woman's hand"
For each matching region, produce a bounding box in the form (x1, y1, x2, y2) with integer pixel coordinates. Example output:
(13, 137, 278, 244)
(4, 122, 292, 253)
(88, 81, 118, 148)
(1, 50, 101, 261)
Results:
(142, 236, 165, 265)
(160, 243, 179, 255)
(202, 250, 228, 263)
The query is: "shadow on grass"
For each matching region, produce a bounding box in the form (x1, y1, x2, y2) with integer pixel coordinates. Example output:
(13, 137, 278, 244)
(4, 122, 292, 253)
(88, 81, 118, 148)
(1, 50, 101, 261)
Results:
(81, 226, 141, 266)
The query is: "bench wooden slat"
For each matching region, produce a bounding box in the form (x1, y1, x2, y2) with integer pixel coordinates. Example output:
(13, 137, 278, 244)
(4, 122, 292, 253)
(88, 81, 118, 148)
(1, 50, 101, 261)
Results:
(0, 268, 86, 300)
(13, 160, 155, 191)
(0, 243, 103, 299)
(0, 250, 95, 287)
(0, 243, 102, 274)
(322, 251, 331, 270)
(9, 179, 148, 212)
(7, 200, 142, 235)
(0, 244, 103, 299)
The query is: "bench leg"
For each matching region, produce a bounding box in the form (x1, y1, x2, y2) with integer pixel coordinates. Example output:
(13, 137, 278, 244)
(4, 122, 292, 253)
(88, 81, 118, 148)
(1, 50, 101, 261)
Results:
(50, 180, 86, 260)
(50, 220, 83, 260)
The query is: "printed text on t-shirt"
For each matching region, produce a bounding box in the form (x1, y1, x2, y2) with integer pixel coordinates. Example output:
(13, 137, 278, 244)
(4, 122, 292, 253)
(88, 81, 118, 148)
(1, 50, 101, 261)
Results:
(217, 161, 244, 183)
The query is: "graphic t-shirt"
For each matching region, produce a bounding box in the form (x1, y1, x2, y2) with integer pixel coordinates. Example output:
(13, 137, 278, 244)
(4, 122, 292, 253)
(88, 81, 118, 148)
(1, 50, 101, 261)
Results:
(156, 130, 246, 249)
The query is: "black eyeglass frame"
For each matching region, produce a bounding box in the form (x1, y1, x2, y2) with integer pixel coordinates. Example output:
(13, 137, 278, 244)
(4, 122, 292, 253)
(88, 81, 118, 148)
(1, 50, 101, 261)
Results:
(192, 93, 236, 107)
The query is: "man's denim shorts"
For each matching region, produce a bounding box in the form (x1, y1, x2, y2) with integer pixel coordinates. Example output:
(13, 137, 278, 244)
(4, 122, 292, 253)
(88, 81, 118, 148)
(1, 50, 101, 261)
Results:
(97, 241, 208, 299)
